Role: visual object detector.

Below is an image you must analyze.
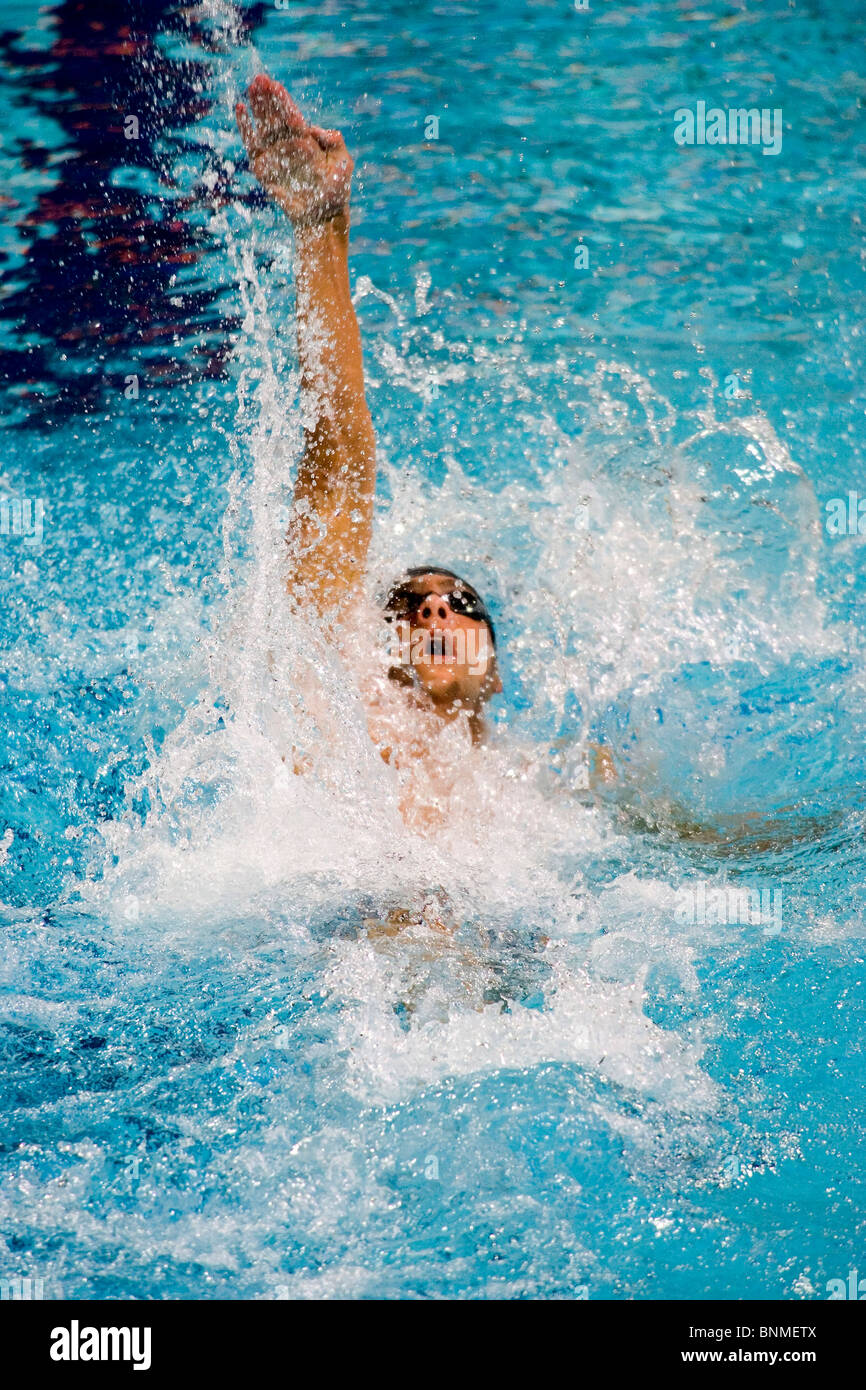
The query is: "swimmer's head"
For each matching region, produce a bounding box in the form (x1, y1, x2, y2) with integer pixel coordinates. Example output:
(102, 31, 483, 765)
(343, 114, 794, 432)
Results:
(383, 566, 501, 710)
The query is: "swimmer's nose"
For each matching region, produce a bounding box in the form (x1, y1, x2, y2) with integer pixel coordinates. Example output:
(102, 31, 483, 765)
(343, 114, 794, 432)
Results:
(416, 592, 453, 625)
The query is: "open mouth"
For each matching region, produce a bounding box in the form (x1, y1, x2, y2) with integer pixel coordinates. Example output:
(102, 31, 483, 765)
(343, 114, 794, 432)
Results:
(422, 630, 464, 666)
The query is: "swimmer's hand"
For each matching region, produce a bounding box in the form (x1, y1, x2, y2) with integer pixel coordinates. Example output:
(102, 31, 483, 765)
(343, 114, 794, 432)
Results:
(235, 74, 353, 226)
(589, 742, 617, 787)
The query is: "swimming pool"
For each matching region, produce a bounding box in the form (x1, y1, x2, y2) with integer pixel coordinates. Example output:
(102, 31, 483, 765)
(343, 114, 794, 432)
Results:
(0, 0, 863, 1300)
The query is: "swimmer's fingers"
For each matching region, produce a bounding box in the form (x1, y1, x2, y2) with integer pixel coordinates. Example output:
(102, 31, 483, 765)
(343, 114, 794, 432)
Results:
(236, 75, 353, 220)
(237, 89, 344, 168)
(235, 101, 256, 153)
(247, 73, 307, 140)
(309, 124, 344, 152)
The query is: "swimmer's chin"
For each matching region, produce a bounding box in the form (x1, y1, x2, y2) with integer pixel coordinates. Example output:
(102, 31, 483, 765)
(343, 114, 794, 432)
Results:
(388, 663, 473, 706)
(413, 662, 465, 692)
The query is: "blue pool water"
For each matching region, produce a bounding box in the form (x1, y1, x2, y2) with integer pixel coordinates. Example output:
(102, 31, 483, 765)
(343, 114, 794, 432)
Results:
(0, 0, 863, 1299)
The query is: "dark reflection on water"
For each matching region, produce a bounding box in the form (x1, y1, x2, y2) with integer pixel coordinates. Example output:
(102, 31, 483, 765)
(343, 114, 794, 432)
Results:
(0, 0, 266, 426)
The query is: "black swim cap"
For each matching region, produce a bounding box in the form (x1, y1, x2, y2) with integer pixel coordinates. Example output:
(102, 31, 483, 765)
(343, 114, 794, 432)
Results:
(384, 566, 496, 646)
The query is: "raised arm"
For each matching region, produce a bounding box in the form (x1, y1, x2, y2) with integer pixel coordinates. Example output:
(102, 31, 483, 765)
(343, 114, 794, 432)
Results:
(236, 75, 377, 616)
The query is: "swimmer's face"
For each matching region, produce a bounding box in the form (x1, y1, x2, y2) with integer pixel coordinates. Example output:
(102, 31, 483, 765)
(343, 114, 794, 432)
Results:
(384, 572, 501, 710)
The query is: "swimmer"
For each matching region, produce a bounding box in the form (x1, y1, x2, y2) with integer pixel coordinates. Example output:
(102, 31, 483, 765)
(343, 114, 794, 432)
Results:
(236, 74, 611, 836)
